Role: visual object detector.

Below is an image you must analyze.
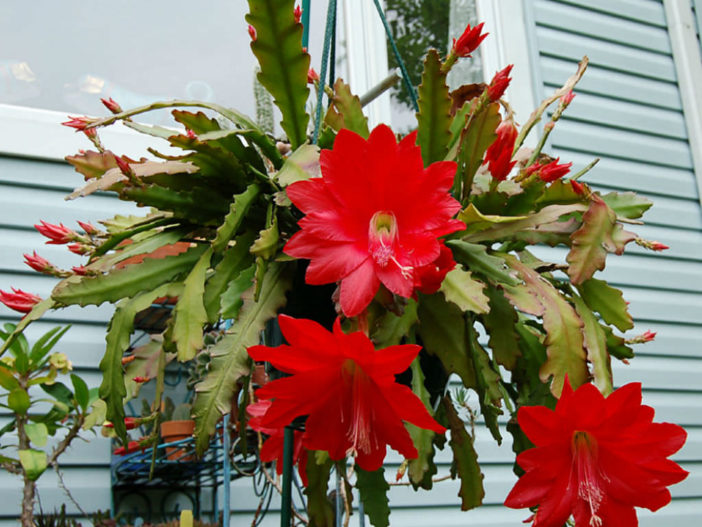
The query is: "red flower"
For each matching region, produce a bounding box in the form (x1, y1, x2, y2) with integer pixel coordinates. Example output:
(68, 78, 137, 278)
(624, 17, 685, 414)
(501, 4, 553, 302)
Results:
(505, 381, 688, 527)
(248, 315, 446, 471)
(484, 121, 518, 181)
(284, 125, 464, 316)
(0, 288, 42, 314)
(35, 220, 77, 244)
(452, 22, 488, 58)
(248, 400, 308, 485)
(413, 241, 456, 295)
(23, 251, 53, 274)
(101, 97, 122, 114)
(488, 65, 513, 102)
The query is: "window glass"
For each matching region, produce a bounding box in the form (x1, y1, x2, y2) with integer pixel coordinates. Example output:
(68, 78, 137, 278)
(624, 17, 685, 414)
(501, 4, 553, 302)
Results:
(0, 1, 332, 127)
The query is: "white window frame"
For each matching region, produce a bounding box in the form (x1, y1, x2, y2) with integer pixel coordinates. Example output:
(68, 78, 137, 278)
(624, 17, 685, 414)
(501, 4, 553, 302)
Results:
(663, 0, 702, 207)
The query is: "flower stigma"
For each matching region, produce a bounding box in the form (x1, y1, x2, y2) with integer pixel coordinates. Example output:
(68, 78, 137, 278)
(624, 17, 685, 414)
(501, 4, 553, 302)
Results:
(341, 359, 375, 457)
(368, 211, 413, 278)
(572, 431, 604, 527)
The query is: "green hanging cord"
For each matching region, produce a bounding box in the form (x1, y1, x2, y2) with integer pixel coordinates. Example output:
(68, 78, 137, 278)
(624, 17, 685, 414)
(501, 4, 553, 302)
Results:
(329, 6, 337, 88)
(301, 0, 311, 49)
(312, 0, 337, 145)
(372, 0, 418, 112)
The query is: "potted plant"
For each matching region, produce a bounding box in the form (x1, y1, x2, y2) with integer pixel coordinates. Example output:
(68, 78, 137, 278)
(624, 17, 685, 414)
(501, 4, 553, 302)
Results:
(159, 398, 195, 461)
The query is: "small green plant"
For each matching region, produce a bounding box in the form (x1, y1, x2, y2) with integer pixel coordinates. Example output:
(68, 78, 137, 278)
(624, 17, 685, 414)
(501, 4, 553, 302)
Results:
(0, 324, 98, 527)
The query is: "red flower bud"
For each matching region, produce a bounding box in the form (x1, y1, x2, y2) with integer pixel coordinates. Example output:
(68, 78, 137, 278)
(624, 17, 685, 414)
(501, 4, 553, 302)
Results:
(132, 376, 150, 383)
(484, 121, 518, 181)
(650, 241, 669, 251)
(62, 115, 97, 132)
(538, 158, 573, 183)
(71, 265, 87, 275)
(294, 4, 302, 24)
(114, 156, 132, 177)
(186, 129, 196, 139)
(487, 64, 513, 102)
(248, 24, 257, 41)
(113, 440, 143, 456)
(0, 288, 42, 314)
(642, 330, 656, 342)
(35, 220, 77, 245)
(560, 90, 575, 105)
(100, 97, 122, 114)
(68, 243, 90, 255)
(23, 251, 53, 274)
(307, 68, 320, 84)
(104, 417, 139, 430)
(452, 22, 488, 58)
(570, 180, 585, 195)
(121, 355, 136, 365)
(76, 220, 98, 235)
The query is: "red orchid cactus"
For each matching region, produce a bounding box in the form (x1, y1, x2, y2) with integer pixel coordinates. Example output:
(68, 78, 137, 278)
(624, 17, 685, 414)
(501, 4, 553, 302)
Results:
(0, 3, 687, 526)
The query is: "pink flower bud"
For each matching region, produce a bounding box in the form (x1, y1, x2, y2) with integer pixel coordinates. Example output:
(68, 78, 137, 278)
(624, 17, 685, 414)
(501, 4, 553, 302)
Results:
(307, 68, 320, 84)
(487, 64, 513, 102)
(642, 330, 656, 342)
(560, 90, 576, 105)
(35, 220, 77, 245)
(452, 22, 488, 58)
(62, 115, 97, 132)
(68, 243, 90, 256)
(100, 97, 122, 114)
(186, 129, 197, 139)
(76, 220, 98, 235)
(248, 24, 257, 41)
(23, 251, 53, 274)
(294, 4, 302, 24)
(0, 288, 42, 314)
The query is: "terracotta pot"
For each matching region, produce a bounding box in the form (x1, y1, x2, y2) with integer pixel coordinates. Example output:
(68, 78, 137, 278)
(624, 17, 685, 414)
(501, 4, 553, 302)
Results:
(160, 419, 195, 461)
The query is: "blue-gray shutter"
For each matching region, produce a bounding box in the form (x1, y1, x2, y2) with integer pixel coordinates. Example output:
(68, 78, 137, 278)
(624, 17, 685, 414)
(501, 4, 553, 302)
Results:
(526, 0, 702, 524)
(0, 156, 136, 523)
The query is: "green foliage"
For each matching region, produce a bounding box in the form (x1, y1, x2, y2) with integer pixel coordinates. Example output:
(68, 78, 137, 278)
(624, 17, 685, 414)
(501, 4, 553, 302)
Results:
(416, 49, 452, 165)
(457, 102, 500, 197)
(356, 467, 391, 527)
(324, 80, 370, 139)
(407, 358, 438, 489)
(305, 455, 335, 527)
(443, 395, 484, 510)
(192, 263, 292, 455)
(246, 0, 310, 148)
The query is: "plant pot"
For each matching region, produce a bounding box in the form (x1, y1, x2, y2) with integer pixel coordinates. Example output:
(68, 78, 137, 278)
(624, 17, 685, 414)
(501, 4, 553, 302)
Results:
(160, 419, 195, 461)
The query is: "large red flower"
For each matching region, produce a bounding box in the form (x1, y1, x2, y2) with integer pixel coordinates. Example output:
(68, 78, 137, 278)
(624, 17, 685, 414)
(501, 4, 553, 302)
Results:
(284, 124, 464, 317)
(247, 400, 308, 485)
(504, 381, 688, 527)
(247, 315, 446, 471)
